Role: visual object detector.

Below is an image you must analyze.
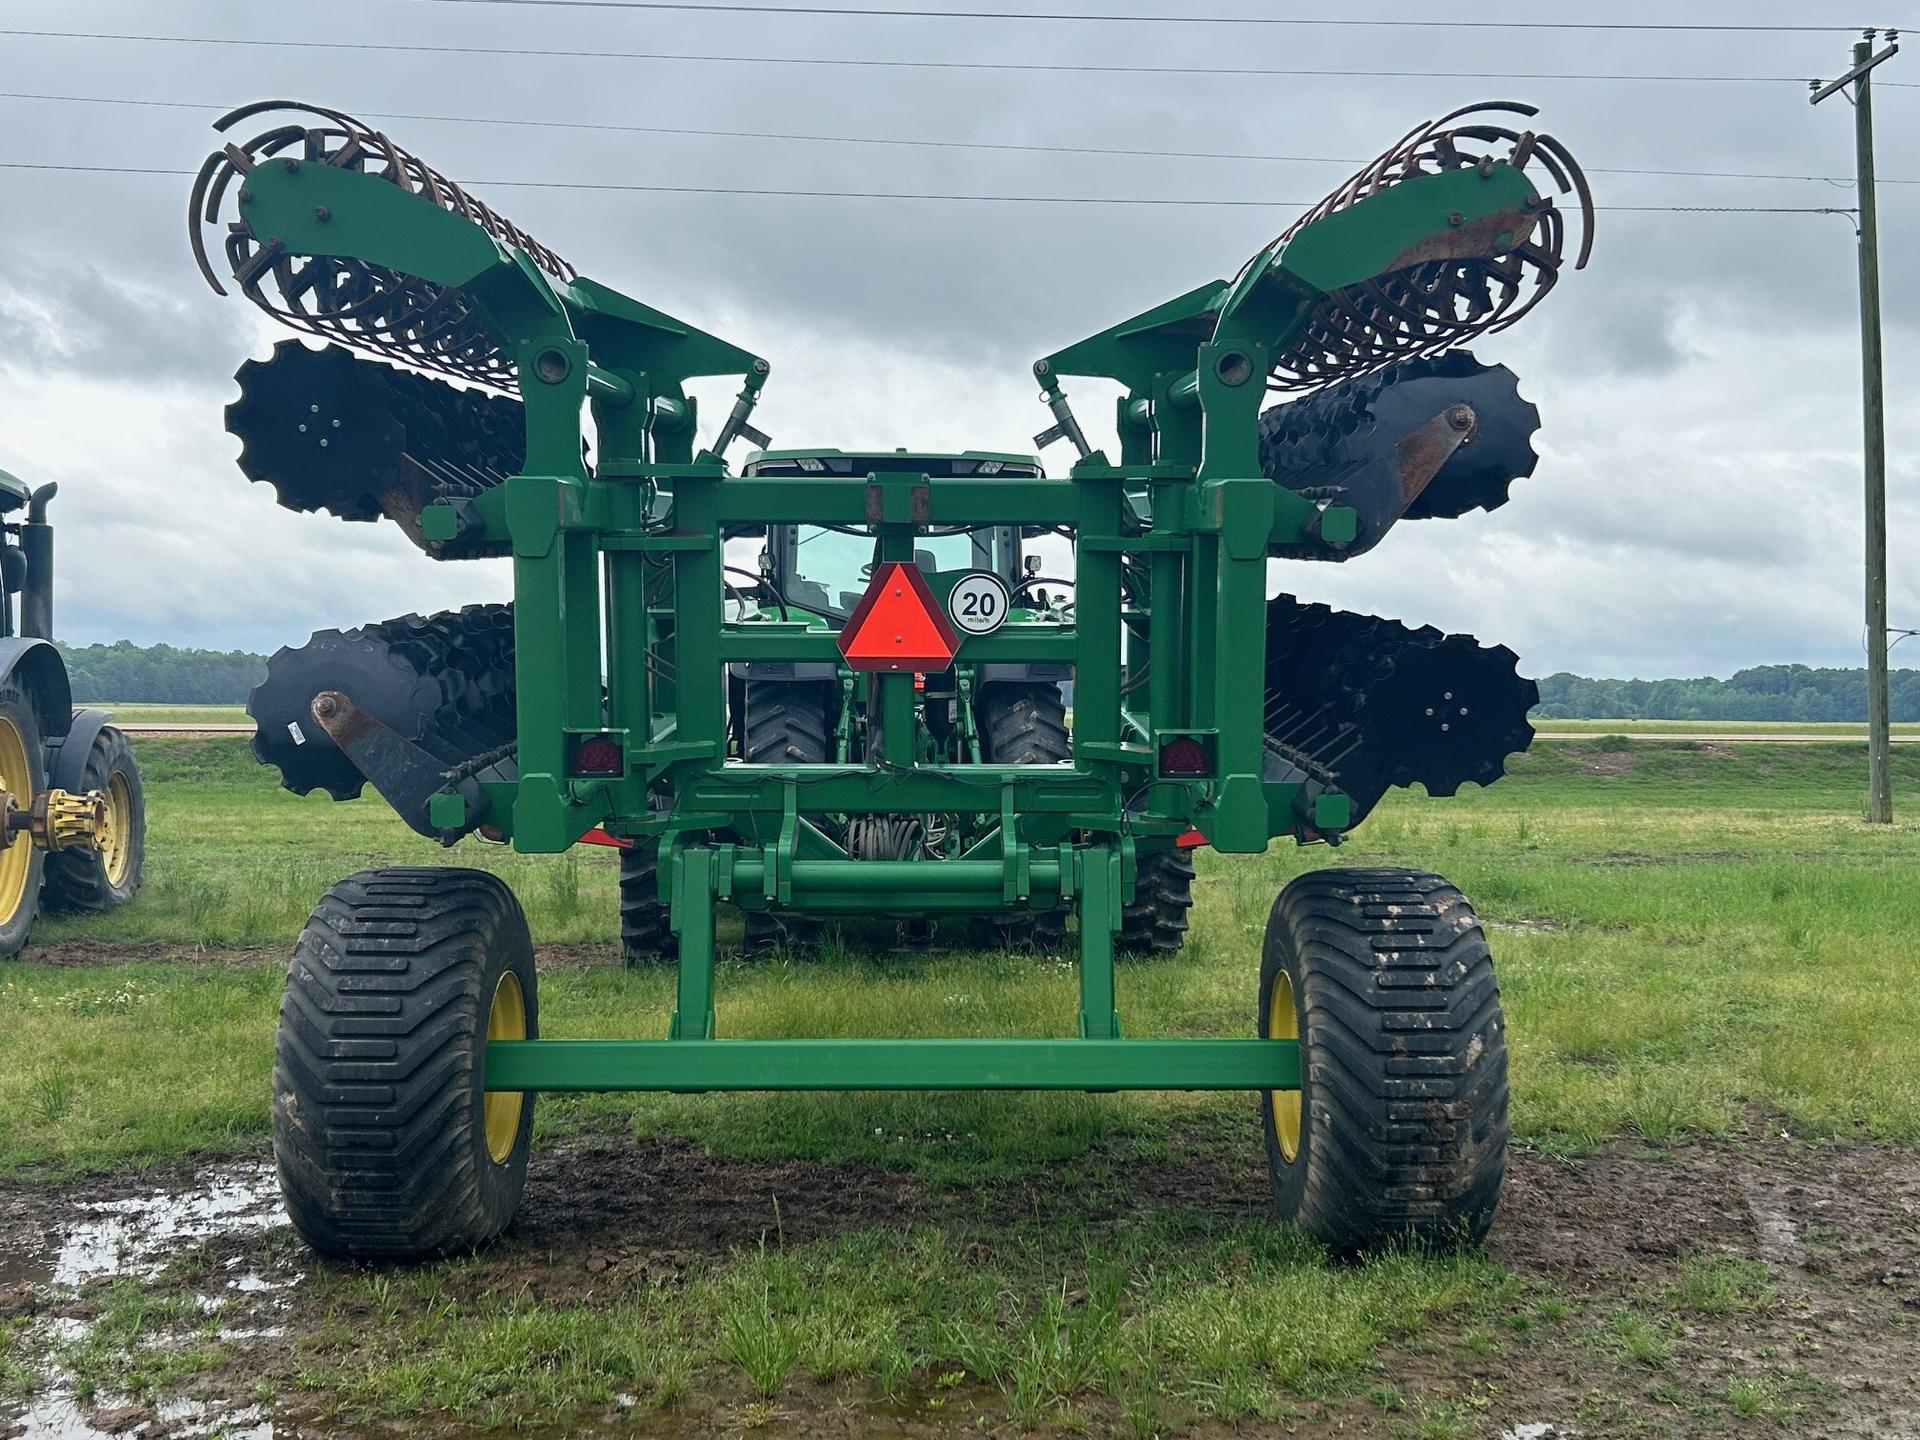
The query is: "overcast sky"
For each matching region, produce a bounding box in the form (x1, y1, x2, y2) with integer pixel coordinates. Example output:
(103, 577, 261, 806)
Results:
(1, 0, 1916, 679)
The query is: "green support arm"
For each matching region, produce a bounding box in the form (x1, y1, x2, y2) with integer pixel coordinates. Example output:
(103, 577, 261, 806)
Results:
(1038, 161, 1541, 421)
(230, 153, 773, 854)
(232, 158, 764, 414)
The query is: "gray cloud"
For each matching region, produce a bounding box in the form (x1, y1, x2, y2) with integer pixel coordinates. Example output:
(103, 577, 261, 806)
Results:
(0, 244, 251, 384)
(0, 0, 1916, 676)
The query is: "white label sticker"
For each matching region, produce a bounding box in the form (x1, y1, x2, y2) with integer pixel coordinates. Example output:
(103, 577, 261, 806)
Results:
(287, 721, 306, 745)
(947, 571, 1012, 637)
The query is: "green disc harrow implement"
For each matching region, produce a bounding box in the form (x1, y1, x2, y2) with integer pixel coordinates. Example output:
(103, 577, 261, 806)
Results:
(189, 97, 1592, 1260)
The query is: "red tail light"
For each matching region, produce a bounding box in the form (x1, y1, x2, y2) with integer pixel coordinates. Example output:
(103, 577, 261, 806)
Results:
(1157, 736, 1211, 778)
(572, 733, 625, 777)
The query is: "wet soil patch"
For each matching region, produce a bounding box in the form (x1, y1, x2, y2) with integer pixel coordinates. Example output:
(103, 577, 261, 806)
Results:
(1493, 1144, 1757, 1281)
(1496, 1137, 1920, 1302)
(477, 1134, 932, 1299)
(345, 1126, 1272, 1307)
(14, 942, 281, 969)
(1, 1128, 1917, 1437)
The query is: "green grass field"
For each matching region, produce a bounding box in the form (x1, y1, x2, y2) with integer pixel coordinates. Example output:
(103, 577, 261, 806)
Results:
(3, 736, 1916, 1433)
(82, 704, 250, 725)
(82, 707, 1920, 737)
(1531, 717, 1920, 736)
(12, 736, 1920, 1175)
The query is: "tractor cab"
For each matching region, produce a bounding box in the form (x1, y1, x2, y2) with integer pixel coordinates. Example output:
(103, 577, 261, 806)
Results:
(742, 450, 1042, 619)
(0, 469, 30, 514)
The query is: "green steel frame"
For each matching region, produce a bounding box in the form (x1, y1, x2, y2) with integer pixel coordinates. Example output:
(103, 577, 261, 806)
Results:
(232, 150, 1551, 1096)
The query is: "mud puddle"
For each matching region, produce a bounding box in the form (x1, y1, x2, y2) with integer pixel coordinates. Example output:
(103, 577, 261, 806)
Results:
(0, 1165, 282, 1291)
(0, 1164, 295, 1439)
(7, 1395, 274, 1440)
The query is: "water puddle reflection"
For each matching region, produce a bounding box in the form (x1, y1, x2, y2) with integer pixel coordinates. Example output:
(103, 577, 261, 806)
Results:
(0, 1164, 294, 1439)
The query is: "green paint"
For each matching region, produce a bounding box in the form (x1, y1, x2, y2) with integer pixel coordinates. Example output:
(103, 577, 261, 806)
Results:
(483, 1038, 1299, 1091)
(231, 123, 1557, 1098)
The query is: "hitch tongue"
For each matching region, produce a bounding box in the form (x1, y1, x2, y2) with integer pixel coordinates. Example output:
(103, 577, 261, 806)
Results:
(0, 787, 109, 852)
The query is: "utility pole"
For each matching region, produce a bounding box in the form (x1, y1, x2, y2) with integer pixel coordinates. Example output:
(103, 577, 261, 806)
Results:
(1812, 29, 1900, 822)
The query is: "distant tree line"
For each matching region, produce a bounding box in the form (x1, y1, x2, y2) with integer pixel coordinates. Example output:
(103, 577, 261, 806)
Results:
(42, 641, 1920, 720)
(58, 640, 267, 705)
(1534, 665, 1920, 722)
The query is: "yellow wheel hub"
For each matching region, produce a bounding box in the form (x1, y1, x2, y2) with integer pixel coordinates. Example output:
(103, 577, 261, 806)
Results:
(483, 971, 528, 1163)
(0, 716, 34, 929)
(1268, 970, 1302, 1163)
(99, 771, 134, 890)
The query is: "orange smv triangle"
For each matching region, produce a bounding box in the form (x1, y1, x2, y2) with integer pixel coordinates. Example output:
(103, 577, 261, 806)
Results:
(838, 561, 961, 672)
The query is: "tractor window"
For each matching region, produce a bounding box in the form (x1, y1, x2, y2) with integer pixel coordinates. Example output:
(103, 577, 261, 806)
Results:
(790, 528, 876, 614)
(789, 526, 1013, 616)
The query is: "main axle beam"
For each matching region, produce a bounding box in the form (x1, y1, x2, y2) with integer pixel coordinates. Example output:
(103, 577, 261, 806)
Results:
(484, 1038, 1300, 1092)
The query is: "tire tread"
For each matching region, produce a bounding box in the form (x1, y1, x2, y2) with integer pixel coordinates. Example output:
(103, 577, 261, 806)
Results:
(273, 866, 535, 1260)
(1262, 866, 1507, 1253)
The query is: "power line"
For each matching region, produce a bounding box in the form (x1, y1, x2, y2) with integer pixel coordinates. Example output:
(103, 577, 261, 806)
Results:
(0, 159, 1864, 214)
(415, 0, 1876, 31)
(4, 90, 1907, 187)
(2, 163, 194, 179)
(3, 90, 1906, 187)
(0, 160, 1314, 204)
(15, 160, 1321, 204)
(0, 28, 1825, 84)
(1602, 204, 1856, 215)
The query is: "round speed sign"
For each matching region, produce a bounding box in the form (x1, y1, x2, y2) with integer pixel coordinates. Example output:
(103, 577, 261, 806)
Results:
(947, 571, 1013, 637)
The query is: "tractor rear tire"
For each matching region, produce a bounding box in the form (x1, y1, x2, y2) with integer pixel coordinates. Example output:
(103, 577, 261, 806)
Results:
(972, 682, 1071, 953)
(42, 726, 145, 913)
(1117, 847, 1195, 955)
(742, 679, 834, 766)
(274, 867, 537, 1260)
(619, 840, 675, 965)
(1259, 867, 1507, 1255)
(741, 680, 832, 953)
(0, 679, 47, 959)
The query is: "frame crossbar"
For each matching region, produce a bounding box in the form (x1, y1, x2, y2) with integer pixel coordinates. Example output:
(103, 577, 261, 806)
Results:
(484, 1038, 1299, 1092)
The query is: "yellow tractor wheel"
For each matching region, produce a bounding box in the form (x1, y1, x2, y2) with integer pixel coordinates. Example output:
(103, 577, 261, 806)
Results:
(43, 726, 145, 913)
(0, 679, 47, 959)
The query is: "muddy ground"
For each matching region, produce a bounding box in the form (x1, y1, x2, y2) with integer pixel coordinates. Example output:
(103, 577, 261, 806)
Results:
(0, 1124, 1915, 1440)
